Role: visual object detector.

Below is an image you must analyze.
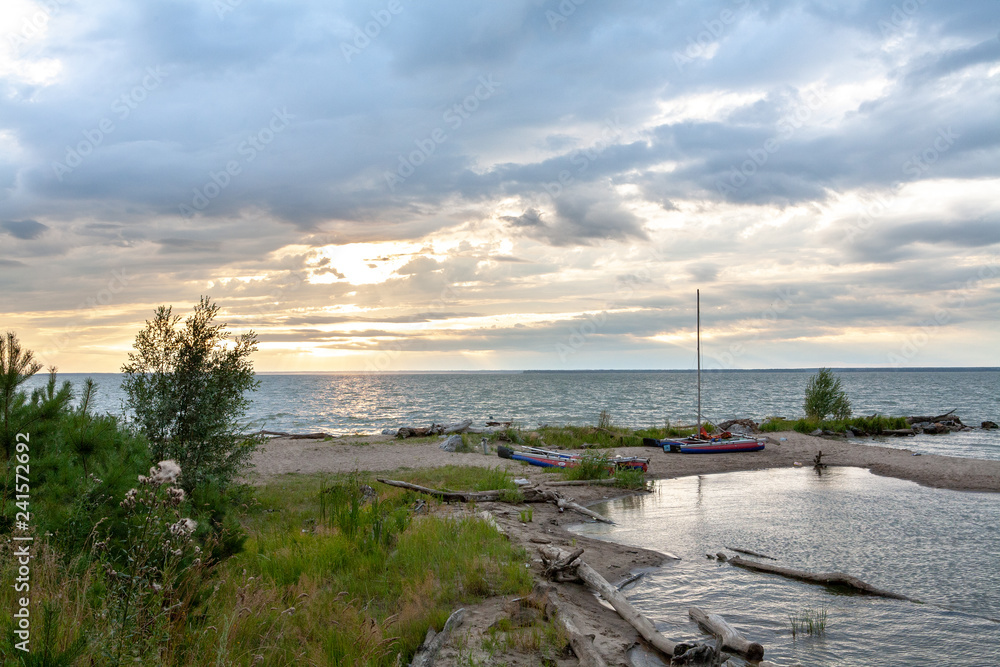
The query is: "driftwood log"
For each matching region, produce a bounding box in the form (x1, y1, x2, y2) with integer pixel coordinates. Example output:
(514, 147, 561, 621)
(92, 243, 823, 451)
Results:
(520, 582, 610, 666)
(539, 546, 697, 660)
(728, 556, 918, 602)
(259, 430, 330, 439)
(907, 409, 956, 424)
(725, 546, 776, 560)
(375, 479, 615, 524)
(409, 607, 465, 667)
(688, 607, 764, 661)
(443, 419, 473, 434)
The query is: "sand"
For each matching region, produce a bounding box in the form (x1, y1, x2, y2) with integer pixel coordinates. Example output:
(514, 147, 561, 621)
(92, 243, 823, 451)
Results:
(250, 430, 1000, 494)
(249, 432, 1000, 665)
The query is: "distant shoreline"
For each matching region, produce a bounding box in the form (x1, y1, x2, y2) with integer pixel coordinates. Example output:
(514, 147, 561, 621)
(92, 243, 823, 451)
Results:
(31, 367, 1000, 376)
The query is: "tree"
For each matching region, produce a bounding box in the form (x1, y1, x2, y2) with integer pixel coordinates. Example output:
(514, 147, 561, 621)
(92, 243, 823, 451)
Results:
(1, 331, 72, 459)
(122, 297, 261, 491)
(803, 368, 851, 421)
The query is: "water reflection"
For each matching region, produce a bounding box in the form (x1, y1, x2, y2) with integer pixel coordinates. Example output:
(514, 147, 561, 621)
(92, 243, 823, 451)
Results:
(571, 468, 1000, 666)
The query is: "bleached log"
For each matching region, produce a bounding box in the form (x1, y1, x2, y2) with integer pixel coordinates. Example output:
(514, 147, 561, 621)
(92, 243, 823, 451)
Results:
(539, 546, 693, 660)
(728, 556, 918, 601)
(443, 419, 473, 434)
(409, 608, 465, 667)
(689, 607, 764, 661)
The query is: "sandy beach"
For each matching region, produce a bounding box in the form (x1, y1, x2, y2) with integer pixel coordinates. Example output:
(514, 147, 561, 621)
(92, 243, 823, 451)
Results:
(251, 430, 1000, 494)
(250, 432, 1000, 666)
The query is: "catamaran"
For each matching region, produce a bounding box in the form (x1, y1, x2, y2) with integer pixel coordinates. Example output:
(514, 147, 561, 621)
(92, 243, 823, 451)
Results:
(646, 290, 766, 454)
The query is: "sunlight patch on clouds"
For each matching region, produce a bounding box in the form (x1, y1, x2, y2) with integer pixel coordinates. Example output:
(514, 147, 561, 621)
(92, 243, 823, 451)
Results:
(647, 90, 765, 127)
(1, 0, 63, 85)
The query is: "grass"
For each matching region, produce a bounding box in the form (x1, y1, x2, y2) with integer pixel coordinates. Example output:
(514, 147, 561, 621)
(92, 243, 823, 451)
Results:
(612, 467, 649, 490)
(562, 453, 613, 481)
(760, 414, 909, 435)
(0, 467, 534, 666)
(789, 608, 828, 637)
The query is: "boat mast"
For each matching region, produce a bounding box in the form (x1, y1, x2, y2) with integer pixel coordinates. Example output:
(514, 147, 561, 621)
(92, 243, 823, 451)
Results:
(696, 289, 701, 435)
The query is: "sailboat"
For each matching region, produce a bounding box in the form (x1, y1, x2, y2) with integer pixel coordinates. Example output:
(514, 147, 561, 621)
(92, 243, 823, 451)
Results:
(646, 290, 766, 454)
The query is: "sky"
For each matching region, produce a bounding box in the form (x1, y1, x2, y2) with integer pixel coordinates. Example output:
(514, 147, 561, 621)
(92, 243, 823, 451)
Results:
(1, 0, 998, 373)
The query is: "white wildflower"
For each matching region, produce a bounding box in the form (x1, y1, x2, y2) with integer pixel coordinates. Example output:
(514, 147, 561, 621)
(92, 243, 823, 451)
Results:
(120, 488, 138, 509)
(166, 486, 186, 506)
(150, 460, 182, 485)
(169, 518, 198, 538)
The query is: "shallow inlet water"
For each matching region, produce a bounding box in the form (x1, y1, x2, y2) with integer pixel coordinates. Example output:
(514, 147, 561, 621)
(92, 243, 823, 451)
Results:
(570, 468, 1000, 666)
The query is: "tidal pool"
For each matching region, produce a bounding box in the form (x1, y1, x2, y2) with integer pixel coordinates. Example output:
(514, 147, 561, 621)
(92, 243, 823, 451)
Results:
(570, 467, 1000, 666)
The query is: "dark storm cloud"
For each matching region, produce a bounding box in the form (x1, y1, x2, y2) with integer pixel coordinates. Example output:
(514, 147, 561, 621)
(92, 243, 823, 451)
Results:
(2, 220, 49, 240)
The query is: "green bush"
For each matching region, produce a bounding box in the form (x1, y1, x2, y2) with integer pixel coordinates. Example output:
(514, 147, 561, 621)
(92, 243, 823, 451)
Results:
(803, 368, 851, 421)
(121, 296, 262, 493)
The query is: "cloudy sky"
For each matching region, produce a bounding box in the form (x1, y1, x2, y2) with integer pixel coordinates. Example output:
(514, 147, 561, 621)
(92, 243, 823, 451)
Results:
(1, 0, 998, 372)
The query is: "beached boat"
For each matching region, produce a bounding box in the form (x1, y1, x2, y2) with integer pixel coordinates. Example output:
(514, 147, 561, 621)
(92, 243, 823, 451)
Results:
(497, 445, 649, 472)
(647, 435, 766, 454)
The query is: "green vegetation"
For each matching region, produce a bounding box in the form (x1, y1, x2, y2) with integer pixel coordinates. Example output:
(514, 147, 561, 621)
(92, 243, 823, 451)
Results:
(121, 296, 262, 493)
(475, 612, 569, 664)
(789, 608, 828, 637)
(1, 322, 538, 666)
(612, 467, 649, 490)
(562, 453, 613, 481)
(761, 414, 909, 435)
(1, 465, 534, 665)
(803, 368, 851, 421)
(0, 333, 151, 550)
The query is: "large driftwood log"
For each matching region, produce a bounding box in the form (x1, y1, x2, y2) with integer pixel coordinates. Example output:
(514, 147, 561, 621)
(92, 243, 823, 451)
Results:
(409, 607, 465, 667)
(688, 607, 764, 661)
(532, 584, 609, 667)
(539, 546, 694, 660)
(443, 419, 473, 434)
(375, 479, 614, 524)
(259, 430, 330, 439)
(906, 409, 956, 424)
(728, 556, 918, 602)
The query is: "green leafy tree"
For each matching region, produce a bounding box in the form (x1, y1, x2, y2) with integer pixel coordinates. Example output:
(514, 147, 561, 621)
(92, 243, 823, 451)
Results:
(121, 297, 261, 492)
(803, 368, 852, 421)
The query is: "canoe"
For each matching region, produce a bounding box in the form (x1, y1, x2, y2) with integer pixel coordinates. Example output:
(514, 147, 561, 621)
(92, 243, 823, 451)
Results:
(653, 436, 765, 454)
(497, 445, 649, 472)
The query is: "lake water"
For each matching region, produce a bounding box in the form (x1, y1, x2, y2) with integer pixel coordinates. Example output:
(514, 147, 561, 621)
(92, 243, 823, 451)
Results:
(22, 369, 1000, 459)
(571, 468, 1000, 666)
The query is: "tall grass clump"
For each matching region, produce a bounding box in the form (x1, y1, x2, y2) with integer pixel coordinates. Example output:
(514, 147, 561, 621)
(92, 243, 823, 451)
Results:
(612, 467, 648, 490)
(789, 608, 827, 637)
(563, 453, 612, 481)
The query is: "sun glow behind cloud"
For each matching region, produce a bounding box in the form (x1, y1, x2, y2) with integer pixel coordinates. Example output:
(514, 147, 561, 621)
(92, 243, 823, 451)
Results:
(1, 1, 998, 372)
